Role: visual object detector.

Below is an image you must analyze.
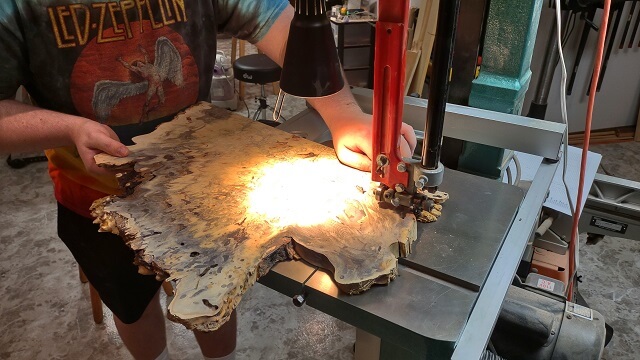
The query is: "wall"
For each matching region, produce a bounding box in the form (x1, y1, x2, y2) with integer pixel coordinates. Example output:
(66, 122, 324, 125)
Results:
(524, 5, 640, 132)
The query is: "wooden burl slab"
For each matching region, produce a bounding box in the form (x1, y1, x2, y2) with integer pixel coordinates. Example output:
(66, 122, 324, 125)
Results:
(91, 102, 416, 331)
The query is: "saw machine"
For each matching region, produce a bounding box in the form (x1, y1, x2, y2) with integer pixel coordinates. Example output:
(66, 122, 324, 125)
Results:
(259, 0, 609, 359)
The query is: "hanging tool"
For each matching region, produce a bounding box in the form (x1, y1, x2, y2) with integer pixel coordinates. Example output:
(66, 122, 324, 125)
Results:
(619, 1, 637, 48)
(629, 0, 640, 47)
(589, 3, 623, 94)
(567, 8, 596, 95)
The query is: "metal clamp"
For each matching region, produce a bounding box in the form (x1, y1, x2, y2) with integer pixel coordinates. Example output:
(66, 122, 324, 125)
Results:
(411, 161, 445, 191)
(292, 266, 318, 307)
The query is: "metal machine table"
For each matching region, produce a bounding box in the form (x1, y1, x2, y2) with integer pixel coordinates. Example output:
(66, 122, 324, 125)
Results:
(260, 169, 524, 359)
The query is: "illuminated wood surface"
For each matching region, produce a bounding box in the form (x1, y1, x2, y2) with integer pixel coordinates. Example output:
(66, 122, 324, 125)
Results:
(91, 102, 416, 331)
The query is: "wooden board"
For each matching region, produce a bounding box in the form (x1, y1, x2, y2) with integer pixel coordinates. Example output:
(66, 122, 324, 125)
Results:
(410, 0, 430, 50)
(404, 49, 421, 95)
(568, 126, 636, 146)
(408, 0, 440, 96)
(91, 102, 417, 331)
(406, 7, 420, 49)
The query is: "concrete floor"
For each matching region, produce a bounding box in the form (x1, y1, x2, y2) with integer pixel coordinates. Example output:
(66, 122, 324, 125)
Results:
(1, 41, 639, 360)
(579, 142, 640, 360)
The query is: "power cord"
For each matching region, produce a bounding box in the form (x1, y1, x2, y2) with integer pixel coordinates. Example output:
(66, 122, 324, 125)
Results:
(513, 153, 522, 187)
(6, 154, 48, 169)
(567, 0, 612, 301)
(554, 0, 576, 218)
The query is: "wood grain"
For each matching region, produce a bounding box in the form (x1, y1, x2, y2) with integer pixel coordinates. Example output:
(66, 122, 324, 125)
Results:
(91, 102, 416, 331)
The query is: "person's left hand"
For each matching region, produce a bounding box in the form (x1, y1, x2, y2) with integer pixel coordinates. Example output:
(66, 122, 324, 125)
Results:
(329, 111, 417, 171)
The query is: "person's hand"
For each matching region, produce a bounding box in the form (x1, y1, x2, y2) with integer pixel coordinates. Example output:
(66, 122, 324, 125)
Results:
(70, 119, 129, 176)
(329, 111, 417, 171)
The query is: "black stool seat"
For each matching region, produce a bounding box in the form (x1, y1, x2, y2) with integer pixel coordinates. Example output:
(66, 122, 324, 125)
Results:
(233, 54, 281, 84)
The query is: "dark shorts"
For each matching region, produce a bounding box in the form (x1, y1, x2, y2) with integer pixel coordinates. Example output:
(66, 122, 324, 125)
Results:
(57, 202, 162, 324)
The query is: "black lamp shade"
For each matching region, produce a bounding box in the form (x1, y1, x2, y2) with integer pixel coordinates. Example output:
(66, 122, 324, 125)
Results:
(280, 0, 345, 98)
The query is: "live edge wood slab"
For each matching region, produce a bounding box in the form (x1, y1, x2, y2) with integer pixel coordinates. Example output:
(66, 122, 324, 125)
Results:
(91, 102, 417, 331)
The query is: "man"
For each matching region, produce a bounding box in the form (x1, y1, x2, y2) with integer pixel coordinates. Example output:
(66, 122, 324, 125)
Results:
(0, 1, 416, 359)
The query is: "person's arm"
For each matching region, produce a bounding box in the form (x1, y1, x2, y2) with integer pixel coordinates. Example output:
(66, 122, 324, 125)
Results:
(0, 99, 129, 174)
(0, 3, 127, 174)
(255, 6, 417, 171)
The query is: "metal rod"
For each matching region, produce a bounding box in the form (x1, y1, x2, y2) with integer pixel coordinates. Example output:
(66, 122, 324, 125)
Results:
(532, 12, 560, 105)
(528, 11, 569, 119)
(421, 0, 461, 170)
(629, 1, 640, 47)
(567, 8, 596, 95)
(619, 1, 636, 49)
(594, 4, 623, 92)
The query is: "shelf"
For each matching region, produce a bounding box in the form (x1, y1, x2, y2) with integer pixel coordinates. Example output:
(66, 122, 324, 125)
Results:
(343, 66, 370, 71)
(344, 68, 370, 88)
(343, 44, 370, 49)
(331, 17, 374, 89)
(330, 17, 377, 25)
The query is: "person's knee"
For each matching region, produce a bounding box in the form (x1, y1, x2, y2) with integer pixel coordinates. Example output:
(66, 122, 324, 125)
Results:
(194, 310, 238, 357)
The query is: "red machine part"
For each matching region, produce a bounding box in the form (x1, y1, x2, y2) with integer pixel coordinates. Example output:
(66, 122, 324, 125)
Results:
(370, 0, 410, 189)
